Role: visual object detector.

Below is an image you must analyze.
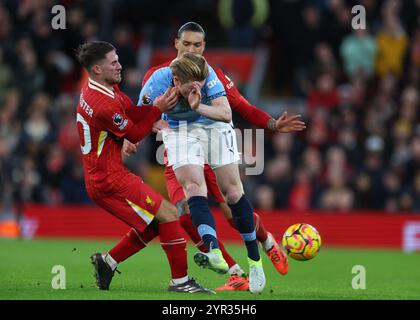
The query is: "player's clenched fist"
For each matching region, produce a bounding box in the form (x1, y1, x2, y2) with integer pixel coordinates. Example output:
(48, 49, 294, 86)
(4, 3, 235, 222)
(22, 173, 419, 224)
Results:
(122, 139, 139, 157)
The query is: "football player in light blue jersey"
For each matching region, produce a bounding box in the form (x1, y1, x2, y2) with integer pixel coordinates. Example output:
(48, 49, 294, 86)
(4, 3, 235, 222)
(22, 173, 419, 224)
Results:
(138, 52, 266, 294)
(139, 64, 229, 128)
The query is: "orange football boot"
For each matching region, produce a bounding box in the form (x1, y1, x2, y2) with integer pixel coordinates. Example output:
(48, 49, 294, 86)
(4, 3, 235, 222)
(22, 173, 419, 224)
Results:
(215, 275, 249, 291)
(265, 232, 289, 275)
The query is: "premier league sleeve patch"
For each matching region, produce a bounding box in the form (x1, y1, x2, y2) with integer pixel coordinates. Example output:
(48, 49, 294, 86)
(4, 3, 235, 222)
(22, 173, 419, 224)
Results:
(112, 113, 128, 130)
(142, 93, 152, 105)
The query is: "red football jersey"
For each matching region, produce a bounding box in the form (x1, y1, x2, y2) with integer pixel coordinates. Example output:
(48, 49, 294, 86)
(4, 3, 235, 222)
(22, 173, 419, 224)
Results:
(142, 61, 271, 128)
(76, 78, 139, 199)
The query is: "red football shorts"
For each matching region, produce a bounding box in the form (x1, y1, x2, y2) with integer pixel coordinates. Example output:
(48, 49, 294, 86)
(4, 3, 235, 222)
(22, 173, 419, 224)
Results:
(93, 175, 163, 234)
(164, 164, 225, 205)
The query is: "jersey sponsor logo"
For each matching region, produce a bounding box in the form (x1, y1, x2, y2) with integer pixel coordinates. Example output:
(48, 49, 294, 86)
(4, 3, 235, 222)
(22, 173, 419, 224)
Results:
(224, 75, 234, 90)
(142, 93, 152, 105)
(207, 78, 218, 90)
(113, 113, 128, 130)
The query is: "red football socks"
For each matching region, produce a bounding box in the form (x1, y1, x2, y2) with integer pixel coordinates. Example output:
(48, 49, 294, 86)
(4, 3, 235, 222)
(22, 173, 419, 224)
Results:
(253, 212, 268, 243)
(108, 228, 147, 263)
(159, 221, 188, 279)
(108, 222, 160, 263)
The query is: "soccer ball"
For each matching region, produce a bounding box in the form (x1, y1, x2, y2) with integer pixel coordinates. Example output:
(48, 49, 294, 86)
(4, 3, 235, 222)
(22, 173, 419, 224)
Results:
(282, 223, 321, 261)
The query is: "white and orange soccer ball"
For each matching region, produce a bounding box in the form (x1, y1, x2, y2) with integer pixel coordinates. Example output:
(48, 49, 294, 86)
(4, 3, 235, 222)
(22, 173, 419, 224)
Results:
(282, 223, 321, 261)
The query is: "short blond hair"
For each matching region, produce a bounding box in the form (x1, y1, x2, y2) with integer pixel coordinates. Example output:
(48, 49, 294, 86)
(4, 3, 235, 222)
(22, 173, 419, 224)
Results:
(170, 52, 209, 83)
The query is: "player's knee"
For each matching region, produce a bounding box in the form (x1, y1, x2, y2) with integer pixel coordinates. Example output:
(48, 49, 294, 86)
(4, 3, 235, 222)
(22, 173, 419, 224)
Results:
(224, 189, 242, 204)
(184, 182, 205, 197)
(175, 199, 189, 216)
(156, 199, 178, 222)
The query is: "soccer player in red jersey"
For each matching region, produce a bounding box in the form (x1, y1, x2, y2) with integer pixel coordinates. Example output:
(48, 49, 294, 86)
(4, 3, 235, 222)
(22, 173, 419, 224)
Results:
(126, 22, 306, 291)
(75, 41, 213, 294)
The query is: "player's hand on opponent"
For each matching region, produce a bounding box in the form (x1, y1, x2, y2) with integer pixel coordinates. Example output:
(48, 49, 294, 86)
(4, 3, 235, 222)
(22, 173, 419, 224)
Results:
(275, 111, 306, 133)
(188, 82, 202, 110)
(155, 87, 179, 112)
(152, 119, 169, 133)
(122, 139, 139, 157)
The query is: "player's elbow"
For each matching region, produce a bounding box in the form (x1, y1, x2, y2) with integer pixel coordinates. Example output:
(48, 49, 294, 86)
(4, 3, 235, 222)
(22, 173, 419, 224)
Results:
(213, 97, 232, 122)
(221, 107, 232, 123)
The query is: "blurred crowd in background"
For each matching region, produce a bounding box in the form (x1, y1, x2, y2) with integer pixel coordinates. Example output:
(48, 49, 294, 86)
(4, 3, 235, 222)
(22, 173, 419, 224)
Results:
(0, 0, 419, 214)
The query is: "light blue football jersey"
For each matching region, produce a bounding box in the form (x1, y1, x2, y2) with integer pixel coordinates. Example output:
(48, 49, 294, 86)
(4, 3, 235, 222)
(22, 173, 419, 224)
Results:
(137, 66, 226, 128)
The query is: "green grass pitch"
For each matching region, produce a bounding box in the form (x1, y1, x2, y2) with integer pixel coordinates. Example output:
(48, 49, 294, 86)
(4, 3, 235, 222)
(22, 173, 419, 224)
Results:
(1, 238, 419, 300)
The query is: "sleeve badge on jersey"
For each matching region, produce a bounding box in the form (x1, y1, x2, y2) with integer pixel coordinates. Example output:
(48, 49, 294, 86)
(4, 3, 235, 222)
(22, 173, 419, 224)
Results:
(113, 113, 128, 130)
(145, 196, 155, 207)
(142, 93, 151, 105)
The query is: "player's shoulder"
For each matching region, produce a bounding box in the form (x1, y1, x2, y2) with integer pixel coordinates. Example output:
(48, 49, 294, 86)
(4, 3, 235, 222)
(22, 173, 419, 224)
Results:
(84, 79, 117, 101)
(214, 67, 225, 78)
(214, 67, 234, 87)
(81, 79, 120, 114)
(147, 66, 172, 82)
(142, 66, 173, 94)
(143, 61, 172, 85)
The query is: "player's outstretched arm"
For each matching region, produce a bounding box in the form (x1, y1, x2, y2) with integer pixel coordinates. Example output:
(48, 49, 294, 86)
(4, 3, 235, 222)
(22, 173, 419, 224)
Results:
(124, 107, 162, 143)
(219, 69, 306, 132)
(124, 88, 178, 143)
(270, 111, 306, 133)
(229, 95, 305, 132)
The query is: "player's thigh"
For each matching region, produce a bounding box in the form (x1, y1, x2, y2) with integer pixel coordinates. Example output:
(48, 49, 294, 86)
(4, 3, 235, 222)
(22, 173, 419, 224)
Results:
(204, 164, 226, 203)
(94, 179, 164, 233)
(162, 129, 205, 169)
(213, 163, 244, 202)
(123, 177, 177, 224)
(174, 164, 207, 197)
(165, 165, 187, 205)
